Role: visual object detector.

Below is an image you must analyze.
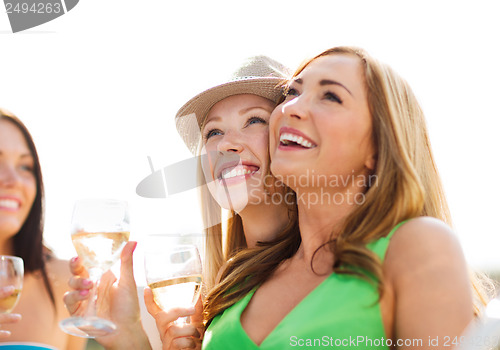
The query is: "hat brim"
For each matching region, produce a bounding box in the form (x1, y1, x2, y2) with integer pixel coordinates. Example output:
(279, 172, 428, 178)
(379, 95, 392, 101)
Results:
(175, 77, 286, 154)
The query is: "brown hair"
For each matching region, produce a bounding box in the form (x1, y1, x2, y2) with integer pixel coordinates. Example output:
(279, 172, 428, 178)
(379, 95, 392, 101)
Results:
(0, 108, 56, 310)
(204, 46, 490, 325)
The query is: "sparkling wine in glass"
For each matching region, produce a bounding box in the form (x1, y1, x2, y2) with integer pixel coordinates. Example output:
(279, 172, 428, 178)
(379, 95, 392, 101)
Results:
(0, 255, 23, 313)
(59, 199, 129, 338)
(144, 237, 202, 324)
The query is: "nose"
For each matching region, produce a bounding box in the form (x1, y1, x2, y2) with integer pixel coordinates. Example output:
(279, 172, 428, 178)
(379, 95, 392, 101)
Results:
(281, 94, 310, 121)
(0, 163, 22, 188)
(217, 130, 244, 153)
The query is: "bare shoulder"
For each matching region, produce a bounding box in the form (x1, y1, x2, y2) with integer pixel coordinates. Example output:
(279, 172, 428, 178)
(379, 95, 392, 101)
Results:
(382, 221, 473, 344)
(44, 256, 75, 318)
(387, 216, 462, 260)
(45, 255, 72, 280)
(384, 217, 468, 284)
(44, 256, 73, 298)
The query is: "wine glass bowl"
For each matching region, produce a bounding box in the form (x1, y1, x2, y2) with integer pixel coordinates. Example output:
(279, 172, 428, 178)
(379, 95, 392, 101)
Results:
(0, 255, 23, 313)
(59, 199, 129, 338)
(144, 236, 202, 323)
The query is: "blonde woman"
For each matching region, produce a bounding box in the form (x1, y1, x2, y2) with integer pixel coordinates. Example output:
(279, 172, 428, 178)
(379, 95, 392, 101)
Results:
(144, 56, 297, 349)
(64, 56, 298, 350)
(202, 47, 490, 349)
(174, 55, 296, 291)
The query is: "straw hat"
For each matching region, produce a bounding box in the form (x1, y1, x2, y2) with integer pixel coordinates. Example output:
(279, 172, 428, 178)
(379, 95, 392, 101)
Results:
(175, 55, 291, 154)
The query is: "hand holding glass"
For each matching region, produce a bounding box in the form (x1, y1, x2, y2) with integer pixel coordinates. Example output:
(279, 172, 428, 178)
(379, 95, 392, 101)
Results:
(0, 255, 23, 314)
(59, 199, 130, 338)
(144, 240, 202, 324)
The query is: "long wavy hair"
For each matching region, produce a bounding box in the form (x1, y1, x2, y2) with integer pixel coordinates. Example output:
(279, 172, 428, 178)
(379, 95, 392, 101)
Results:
(0, 108, 56, 310)
(204, 46, 490, 325)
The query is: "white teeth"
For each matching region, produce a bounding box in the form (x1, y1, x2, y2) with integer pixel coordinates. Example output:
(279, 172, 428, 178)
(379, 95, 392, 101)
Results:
(279, 133, 315, 148)
(221, 167, 256, 179)
(0, 199, 19, 209)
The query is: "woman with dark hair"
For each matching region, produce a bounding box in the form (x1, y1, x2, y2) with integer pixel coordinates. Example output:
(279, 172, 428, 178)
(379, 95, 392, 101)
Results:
(0, 108, 86, 349)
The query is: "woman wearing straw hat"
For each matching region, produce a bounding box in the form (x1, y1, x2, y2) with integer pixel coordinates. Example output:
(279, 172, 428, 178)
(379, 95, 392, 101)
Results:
(63, 55, 298, 350)
(171, 55, 297, 292)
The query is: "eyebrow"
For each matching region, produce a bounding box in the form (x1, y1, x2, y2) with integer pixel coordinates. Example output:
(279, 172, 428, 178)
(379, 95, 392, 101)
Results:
(239, 106, 272, 115)
(0, 151, 33, 158)
(204, 106, 271, 127)
(203, 116, 221, 126)
(292, 77, 353, 96)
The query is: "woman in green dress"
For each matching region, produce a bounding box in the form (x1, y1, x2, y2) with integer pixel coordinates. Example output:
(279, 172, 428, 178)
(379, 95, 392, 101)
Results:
(202, 46, 488, 350)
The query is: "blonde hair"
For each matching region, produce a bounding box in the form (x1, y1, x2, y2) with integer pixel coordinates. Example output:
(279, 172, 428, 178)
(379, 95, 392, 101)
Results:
(198, 164, 246, 290)
(204, 46, 492, 325)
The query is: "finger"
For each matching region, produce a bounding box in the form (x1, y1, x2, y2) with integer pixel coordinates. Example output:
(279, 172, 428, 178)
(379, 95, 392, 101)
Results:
(155, 311, 198, 340)
(0, 313, 22, 324)
(144, 288, 196, 320)
(0, 286, 15, 299)
(0, 314, 22, 338)
(171, 336, 197, 349)
(168, 323, 200, 338)
(190, 296, 204, 327)
(0, 330, 12, 339)
(100, 270, 117, 287)
(118, 241, 138, 290)
(144, 287, 162, 317)
(63, 290, 90, 315)
(69, 256, 88, 278)
(68, 275, 93, 291)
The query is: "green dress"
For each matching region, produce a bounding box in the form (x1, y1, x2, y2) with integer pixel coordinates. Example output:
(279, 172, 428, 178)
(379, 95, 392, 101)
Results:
(202, 222, 406, 350)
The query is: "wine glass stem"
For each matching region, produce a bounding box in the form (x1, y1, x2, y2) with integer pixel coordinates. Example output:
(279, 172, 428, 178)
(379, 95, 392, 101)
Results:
(85, 268, 103, 318)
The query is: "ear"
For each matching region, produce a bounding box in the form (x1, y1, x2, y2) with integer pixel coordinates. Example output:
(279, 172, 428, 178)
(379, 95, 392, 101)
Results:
(365, 152, 377, 171)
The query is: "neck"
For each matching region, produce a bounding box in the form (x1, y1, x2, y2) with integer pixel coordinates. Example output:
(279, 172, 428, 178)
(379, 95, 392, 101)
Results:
(294, 184, 364, 264)
(238, 201, 289, 248)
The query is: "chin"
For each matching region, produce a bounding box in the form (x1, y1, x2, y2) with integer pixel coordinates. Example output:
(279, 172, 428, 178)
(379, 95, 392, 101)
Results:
(218, 196, 249, 213)
(0, 222, 22, 240)
(271, 161, 300, 182)
(210, 185, 250, 213)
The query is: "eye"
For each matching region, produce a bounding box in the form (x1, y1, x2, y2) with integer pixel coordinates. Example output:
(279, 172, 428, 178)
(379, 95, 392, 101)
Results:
(204, 128, 223, 140)
(246, 116, 267, 127)
(325, 91, 342, 103)
(19, 164, 35, 173)
(284, 87, 299, 99)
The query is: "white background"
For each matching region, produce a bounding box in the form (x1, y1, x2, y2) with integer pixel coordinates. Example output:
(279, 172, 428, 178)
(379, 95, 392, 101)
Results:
(1, 0, 499, 285)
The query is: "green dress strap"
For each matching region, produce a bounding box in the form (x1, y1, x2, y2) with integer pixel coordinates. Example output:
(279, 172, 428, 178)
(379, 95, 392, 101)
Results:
(367, 220, 409, 261)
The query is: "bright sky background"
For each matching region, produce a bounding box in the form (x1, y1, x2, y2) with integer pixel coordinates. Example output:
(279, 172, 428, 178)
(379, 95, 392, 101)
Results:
(1, 0, 499, 285)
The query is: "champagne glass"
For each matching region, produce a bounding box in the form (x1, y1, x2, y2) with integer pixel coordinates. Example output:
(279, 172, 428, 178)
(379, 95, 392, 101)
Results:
(144, 236, 202, 324)
(60, 198, 130, 338)
(0, 255, 23, 313)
